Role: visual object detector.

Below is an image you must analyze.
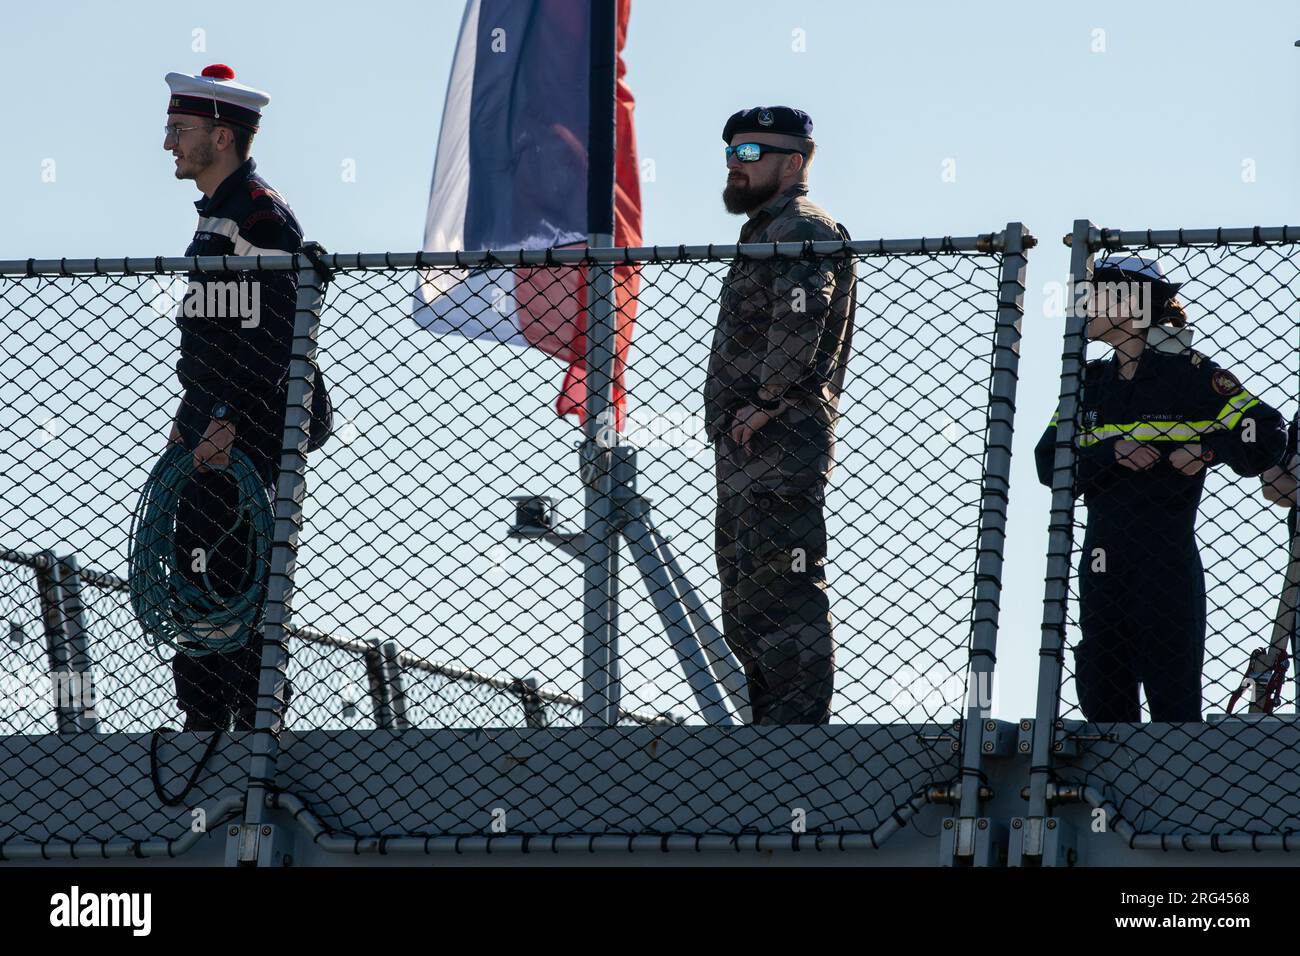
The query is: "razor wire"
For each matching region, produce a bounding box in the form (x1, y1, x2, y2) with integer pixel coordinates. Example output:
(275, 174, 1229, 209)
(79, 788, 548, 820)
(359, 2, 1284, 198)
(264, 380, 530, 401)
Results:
(1031, 223, 1300, 845)
(0, 233, 1021, 856)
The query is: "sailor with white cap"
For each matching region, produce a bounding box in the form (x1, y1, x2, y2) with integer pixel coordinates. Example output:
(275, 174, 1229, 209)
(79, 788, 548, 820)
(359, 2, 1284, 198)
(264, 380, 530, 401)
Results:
(1034, 253, 1286, 723)
(166, 63, 270, 133)
(162, 63, 305, 732)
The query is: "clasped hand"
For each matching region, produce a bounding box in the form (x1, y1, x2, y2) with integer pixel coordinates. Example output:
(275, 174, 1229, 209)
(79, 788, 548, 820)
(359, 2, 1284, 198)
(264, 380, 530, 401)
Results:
(1114, 439, 1205, 475)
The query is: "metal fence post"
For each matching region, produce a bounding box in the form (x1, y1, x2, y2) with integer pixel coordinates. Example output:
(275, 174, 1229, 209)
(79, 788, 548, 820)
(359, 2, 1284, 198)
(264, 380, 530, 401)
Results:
(55, 553, 97, 733)
(35, 551, 73, 734)
(515, 676, 548, 728)
(380, 640, 409, 730)
(1020, 218, 1095, 863)
(363, 640, 392, 729)
(238, 255, 326, 856)
(35, 551, 96, 734)
(950, 223, 1029, 858)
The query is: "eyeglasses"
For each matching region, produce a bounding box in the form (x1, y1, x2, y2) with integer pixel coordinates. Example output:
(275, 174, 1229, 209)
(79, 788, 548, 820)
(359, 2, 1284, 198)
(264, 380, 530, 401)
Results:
(163, 122, 215, 140)
(724, 142, 806, 163)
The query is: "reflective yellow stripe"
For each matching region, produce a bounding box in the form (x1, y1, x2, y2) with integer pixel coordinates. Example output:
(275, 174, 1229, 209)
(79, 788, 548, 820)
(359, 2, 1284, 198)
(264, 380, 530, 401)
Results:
(1214, 392, 1258, 431)
(1078, 420, 1224, 447)
(1073, 388, 1260, 448)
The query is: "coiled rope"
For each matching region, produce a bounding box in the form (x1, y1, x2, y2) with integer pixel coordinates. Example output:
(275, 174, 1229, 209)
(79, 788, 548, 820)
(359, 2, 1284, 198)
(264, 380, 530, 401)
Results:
(129, 443, 273, 658)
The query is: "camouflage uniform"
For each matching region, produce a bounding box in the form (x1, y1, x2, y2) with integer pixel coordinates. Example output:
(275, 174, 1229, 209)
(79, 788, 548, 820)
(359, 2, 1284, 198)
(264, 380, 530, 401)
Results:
(703, 181, 856, 724)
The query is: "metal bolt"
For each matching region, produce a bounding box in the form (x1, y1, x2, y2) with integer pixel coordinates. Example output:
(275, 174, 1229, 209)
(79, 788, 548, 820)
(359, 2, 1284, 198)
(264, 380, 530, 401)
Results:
(1046, 818, 1057, 830)
(1054, 742, 1063, 752)
(984, 720, 995, 732)
(1019, 719, 1031, 731)
(261, 826, 272, 836)
(228, 826, 239, 836)
(943, 819, 954, 830)
(951, 741, 959, 753)
(977, 819, 988, 830)
(983, 741, 993, 752)
(1012, 818, 1023, 829)
(1018, 741, 1030, 753)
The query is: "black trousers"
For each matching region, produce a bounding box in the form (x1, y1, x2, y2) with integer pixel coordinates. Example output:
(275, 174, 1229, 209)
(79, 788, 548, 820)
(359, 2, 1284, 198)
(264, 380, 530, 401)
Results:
(170, 385, 288, 731)
(1075, 543, 1206, 722)
(173, 637, 267, 731)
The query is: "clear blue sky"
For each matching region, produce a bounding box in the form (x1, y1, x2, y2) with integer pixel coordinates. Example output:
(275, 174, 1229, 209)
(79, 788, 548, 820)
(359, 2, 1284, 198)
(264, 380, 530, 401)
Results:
(1, 0, 1298, 723)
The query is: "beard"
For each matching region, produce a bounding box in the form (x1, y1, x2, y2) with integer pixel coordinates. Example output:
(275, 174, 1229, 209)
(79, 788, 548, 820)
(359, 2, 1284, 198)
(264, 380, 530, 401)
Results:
(173, 137, 214, 181)
(722, 171, 780, 215)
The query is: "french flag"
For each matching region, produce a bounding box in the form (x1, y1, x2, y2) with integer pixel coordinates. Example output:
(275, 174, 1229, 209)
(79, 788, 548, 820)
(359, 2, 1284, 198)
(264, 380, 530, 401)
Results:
(413, 0, 642, 427)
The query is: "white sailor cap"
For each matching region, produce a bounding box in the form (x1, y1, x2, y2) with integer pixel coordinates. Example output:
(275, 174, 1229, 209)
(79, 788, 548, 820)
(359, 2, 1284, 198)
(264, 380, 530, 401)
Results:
(1094, 254, 1181, 293)
(165, 64, 269, 131)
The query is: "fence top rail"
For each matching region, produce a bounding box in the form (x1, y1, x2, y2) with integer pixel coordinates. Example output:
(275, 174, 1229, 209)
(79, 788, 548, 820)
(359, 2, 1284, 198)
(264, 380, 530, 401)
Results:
(0, 548, 46, 571)
(0, 229, 1029, 278)
(1065, 224, 1300, 251)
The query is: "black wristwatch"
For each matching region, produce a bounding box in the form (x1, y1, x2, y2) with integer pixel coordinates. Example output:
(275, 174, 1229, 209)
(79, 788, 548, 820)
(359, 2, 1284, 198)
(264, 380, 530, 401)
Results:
(211, 402, 234, 423)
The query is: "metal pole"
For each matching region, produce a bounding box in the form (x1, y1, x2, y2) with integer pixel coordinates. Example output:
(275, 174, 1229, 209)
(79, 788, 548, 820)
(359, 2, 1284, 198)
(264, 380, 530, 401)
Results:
(364, 640, 392, 729)
(54, 554, 97, 732)
(1292, 225, 1300, 705)
(240, 259, 325, 843)
(1294, 323, 1300, 704)
(380, 640, 409, 730)
(954, 223, 1028, 829)
(35, 551, 76, 735)
(580, 0, 620, 726)
(516, 676, 548, 728)
(621, 514, 732, 724)
(644, 521, 750, 720)
(1023, 218, 1095, 857)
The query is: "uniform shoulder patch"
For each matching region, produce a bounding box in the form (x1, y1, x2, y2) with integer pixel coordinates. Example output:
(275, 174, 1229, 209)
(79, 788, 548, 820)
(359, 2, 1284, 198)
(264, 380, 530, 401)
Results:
(242, 208, 284, 230)
(1210, 368, 1243, 397)
(1189, 350, 1205, 367)
(248, 182, 285, 204)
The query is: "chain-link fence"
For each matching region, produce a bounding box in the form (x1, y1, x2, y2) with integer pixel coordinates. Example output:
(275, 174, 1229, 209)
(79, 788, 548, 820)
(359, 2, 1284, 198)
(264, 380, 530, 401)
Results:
(0, 227, 1027, 859)
(1026, 220, 1300, 856)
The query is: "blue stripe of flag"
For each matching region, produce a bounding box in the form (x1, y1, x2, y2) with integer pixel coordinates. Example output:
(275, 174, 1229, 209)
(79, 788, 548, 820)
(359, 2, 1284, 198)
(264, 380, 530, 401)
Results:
(465, 0, 591, 250)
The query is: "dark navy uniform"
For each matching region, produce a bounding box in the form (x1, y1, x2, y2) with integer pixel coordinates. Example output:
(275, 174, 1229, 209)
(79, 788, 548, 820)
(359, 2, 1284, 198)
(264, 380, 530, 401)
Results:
(1035, 346, 1286, 722)
(171, 158, 302, 730)
(176, 156, 303, 465)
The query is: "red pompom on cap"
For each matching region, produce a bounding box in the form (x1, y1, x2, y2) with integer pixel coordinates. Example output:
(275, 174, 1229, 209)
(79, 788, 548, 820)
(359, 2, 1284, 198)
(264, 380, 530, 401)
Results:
(201, 64, 235, 80)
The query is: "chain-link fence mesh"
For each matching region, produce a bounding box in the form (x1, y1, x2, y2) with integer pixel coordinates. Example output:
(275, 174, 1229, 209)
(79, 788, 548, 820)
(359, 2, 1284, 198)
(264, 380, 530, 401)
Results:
(1032, 223, 1300, 844)
(274, 234, 1025, 846)
(0, 229, 1024, 855)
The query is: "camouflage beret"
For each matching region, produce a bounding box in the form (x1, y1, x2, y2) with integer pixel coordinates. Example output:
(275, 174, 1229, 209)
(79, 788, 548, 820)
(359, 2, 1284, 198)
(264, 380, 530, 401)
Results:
(721, 106, 814, 143)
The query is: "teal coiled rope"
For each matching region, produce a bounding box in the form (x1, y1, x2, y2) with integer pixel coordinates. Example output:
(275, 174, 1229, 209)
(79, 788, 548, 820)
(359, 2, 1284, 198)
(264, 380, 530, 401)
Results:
(129, 443, 274, 658)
